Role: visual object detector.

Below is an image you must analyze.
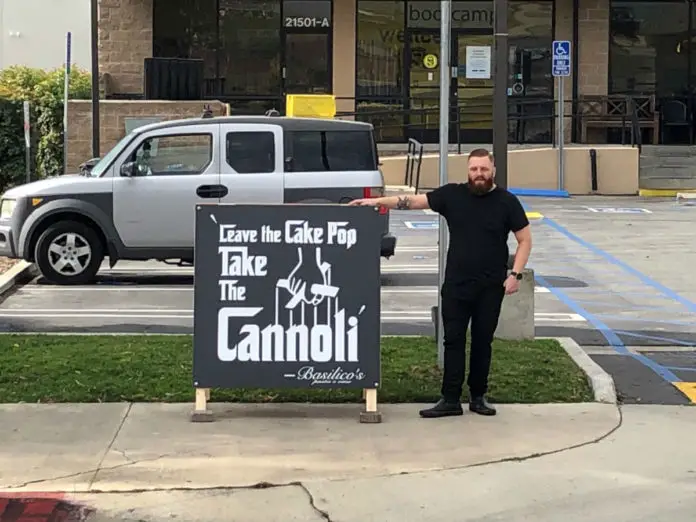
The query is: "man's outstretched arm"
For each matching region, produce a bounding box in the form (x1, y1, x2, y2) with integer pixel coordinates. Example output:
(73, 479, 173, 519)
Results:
(347, 193, 430, 210)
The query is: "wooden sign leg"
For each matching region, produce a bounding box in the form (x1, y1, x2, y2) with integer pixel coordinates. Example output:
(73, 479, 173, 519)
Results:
(191, 388, 214, 422)
(360, 388, 382, 423)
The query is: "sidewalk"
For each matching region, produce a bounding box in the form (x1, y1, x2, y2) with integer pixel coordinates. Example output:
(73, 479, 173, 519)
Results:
(2, 403, 696, 521)
(0, 402, 618, 492)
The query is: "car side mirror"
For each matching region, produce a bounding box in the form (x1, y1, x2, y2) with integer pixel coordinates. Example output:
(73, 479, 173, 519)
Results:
(120, 162, 138, 177)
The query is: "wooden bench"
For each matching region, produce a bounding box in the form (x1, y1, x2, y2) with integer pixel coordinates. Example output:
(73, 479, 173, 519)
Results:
(577, 95, 659, 144)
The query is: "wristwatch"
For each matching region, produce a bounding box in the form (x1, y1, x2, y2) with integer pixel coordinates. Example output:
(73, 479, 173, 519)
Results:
(510, 271, 523, 280)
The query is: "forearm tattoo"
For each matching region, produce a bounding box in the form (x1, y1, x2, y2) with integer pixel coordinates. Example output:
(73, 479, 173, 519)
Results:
(396, 196, 411, 210)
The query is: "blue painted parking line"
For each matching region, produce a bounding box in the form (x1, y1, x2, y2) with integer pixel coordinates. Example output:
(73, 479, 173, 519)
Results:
(403, 221, 439, 230)
(520, 203, 683, 385)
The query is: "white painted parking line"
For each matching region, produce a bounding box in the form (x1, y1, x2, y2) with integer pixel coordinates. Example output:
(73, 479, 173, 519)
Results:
(534, 313, 585, 321)
(0, 309, 584, 321)
(391, 246, 438, 252)
(19, 285, 551, 293)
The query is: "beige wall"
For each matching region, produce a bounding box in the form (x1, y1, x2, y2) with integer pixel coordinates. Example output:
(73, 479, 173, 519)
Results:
(379, 146, 639, 195)
(65, 100, 227, 172)
(1, 0, 91, 71)
(333, 0, 356, 114)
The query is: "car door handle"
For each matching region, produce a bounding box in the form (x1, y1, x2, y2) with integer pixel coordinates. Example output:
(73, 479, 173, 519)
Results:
(196, 184, 228, 198)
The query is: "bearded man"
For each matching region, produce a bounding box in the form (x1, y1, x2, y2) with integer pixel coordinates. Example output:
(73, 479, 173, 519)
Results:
(348, 148, 532, 418)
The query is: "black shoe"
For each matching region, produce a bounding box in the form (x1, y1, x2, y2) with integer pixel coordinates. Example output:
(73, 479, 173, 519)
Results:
(469, 396, 496, 416)
(419, 398, 464, 418)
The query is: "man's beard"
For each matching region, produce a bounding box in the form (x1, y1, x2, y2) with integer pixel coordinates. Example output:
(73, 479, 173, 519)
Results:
(468, 176, 494, 195)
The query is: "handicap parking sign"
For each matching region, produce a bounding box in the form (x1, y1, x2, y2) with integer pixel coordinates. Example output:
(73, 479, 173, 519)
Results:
(552, 40, 571, 77)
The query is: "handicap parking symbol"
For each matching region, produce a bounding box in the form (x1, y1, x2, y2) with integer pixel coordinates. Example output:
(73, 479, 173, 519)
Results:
(552, 40, 571, 77)
(553, 41, 569, 56)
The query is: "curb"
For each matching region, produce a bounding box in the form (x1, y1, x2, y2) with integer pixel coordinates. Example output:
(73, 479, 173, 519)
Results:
(0, 261, 37, 297)
(639, 188, 696, 197)
(553, 337, 618, 404)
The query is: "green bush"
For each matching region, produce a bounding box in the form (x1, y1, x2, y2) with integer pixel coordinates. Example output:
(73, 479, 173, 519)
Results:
(0, 99, 25, 193)
(0, 65, 91, 192)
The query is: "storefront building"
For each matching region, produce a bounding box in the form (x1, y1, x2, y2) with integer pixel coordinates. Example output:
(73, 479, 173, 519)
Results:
(98, 0, 696, 145)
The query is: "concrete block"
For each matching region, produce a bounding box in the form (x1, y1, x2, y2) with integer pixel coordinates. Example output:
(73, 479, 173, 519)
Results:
(496, 269, 535, 340)
(430, 268, 535, 341)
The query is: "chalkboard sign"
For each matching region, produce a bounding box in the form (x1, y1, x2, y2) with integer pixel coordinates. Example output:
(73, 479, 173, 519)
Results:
(193, 204, 382, 390)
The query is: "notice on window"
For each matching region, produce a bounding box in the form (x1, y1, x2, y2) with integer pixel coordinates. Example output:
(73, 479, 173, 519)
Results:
(465, 46, 491, 79)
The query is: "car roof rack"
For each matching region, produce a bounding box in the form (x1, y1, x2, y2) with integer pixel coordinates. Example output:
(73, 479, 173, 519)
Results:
(201, 104, 215, 118)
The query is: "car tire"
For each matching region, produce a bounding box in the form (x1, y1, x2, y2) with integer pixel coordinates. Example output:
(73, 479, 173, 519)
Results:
(34, 220, 104, 285)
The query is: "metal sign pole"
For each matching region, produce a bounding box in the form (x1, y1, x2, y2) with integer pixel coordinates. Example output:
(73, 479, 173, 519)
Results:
(90, 0, 100, 158)
(436, 0, 451, 370)
(63, 32, 72, 175)
(552, 40, 571, 192)
(23, 101, 30, 183)
(558, 76, 564, 191)
(492, 0, 508, 189)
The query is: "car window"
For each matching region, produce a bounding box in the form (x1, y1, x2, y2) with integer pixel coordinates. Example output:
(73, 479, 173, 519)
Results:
(130, 133, 213, 176)
(288, 130, 377, 172)
(226, 131, 275, 174)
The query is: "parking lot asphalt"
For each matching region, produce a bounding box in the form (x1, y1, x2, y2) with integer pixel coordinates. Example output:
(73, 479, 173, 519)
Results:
(0, 195, 694, 405)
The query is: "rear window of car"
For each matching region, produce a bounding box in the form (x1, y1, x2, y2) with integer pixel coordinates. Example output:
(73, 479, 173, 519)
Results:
(287, 130, 377, 172)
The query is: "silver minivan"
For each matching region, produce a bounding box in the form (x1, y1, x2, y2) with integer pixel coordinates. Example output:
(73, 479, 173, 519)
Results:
(0, 115, 396, 285)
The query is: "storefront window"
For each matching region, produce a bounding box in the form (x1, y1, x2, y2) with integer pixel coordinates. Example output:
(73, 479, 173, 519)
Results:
(509, 2, 553, 97)
(356, 0, 552, 143)
(508, 1, 553, 143)
(609, 1, 690, 96)
(356, 1, 406, 97)
(153, 0, 218, 78)
(219, 0, 282, 95)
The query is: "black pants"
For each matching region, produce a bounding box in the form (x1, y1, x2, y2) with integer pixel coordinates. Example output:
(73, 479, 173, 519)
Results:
(440, 282, 505, 401)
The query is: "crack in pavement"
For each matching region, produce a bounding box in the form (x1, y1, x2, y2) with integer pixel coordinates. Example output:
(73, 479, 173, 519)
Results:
(88, 403, 133, 489)
(4, 453, 178, 490)
(2, 404, 623, 522)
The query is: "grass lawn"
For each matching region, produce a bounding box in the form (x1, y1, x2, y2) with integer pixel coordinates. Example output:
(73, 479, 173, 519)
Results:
(0, 335, 593, 404)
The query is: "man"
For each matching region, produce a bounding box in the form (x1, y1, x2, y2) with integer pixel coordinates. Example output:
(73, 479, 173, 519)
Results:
(349, 148, 532, 418)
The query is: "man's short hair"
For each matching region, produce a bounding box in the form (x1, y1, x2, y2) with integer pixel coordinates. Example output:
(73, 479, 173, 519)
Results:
(468, 148, 494, 164)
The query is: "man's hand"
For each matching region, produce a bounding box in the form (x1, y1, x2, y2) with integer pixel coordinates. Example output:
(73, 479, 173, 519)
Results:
(347, 198, 380, 207)
(503, 275, 520, 295)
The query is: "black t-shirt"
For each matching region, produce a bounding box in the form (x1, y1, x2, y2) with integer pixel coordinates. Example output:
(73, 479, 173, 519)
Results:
(426, 183, 529, 289)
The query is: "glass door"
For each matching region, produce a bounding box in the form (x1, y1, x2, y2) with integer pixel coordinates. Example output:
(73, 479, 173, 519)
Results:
(406, 31, 446, 142)
(453, 33, 494, 143)
(283, 33, 331, 94)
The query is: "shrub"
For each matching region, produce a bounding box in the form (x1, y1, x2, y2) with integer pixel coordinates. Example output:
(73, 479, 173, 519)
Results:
(0, 65, 91, 192)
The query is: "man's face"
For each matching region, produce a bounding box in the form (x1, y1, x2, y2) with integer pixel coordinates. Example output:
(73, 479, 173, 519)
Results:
(467, 155, 495, 195)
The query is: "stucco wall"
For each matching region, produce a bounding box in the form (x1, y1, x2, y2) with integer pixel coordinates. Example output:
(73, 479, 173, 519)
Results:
(379, 146, 639, 195)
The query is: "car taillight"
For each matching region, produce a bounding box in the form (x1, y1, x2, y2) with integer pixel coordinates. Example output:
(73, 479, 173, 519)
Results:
(363, 187, 388, 214)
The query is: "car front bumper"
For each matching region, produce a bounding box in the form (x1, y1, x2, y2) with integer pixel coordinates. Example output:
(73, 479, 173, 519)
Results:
(0, 223, 17, 258)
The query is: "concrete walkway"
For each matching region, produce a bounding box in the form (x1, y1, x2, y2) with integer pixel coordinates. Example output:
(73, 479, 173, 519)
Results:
(1, 403, 695, 521)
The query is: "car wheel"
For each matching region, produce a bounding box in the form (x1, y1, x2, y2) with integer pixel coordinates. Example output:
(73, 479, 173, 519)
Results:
(34, 221, 104, 285)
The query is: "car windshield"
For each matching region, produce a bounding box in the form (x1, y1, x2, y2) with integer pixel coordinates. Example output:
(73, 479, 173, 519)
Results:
(87, 133, 135, 177)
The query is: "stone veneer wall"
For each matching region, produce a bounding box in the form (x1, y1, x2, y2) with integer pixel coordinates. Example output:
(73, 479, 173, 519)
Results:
(65, 100, 227, 172)
(99, 0, 153, 95)
(555, 0, 610, 143)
